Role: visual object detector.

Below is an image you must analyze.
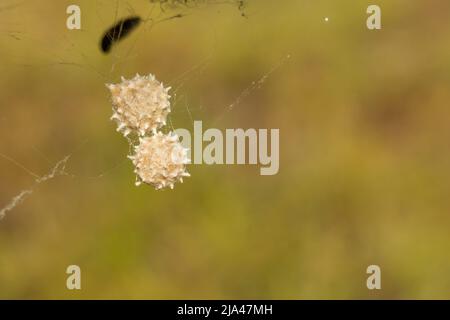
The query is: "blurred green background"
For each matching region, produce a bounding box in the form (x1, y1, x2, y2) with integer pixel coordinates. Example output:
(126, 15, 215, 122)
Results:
(1, 0, 450, 299)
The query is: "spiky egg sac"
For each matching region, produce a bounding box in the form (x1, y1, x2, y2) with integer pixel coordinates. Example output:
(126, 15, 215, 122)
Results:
(106, 74, 171, 137)
(130, 132, 190, 190)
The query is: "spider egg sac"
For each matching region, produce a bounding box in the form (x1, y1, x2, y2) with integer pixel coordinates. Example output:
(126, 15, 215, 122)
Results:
(106, 74, 171, 137)
(129, 132, 190, 190)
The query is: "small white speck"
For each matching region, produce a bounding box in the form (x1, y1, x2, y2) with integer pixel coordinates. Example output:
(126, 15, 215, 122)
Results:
(324, 17, 329, 22)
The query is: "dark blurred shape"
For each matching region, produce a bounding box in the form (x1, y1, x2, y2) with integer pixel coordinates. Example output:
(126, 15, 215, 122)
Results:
(100, 16, 142, 53)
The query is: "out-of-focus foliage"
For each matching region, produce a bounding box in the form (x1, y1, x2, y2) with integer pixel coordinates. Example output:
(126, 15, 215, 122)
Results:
(1, 0, 450, 299)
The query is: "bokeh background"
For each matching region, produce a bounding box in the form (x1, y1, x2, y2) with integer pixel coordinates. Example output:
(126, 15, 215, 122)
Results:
(1, 0, 450, 299)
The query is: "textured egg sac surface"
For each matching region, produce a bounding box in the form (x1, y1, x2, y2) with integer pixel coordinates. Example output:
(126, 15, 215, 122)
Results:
(107, 74, 171, 137)
(130, 132, 191, 190)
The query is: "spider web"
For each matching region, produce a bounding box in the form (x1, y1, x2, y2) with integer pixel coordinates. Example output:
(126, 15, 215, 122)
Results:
(0, 0, 289, 219)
